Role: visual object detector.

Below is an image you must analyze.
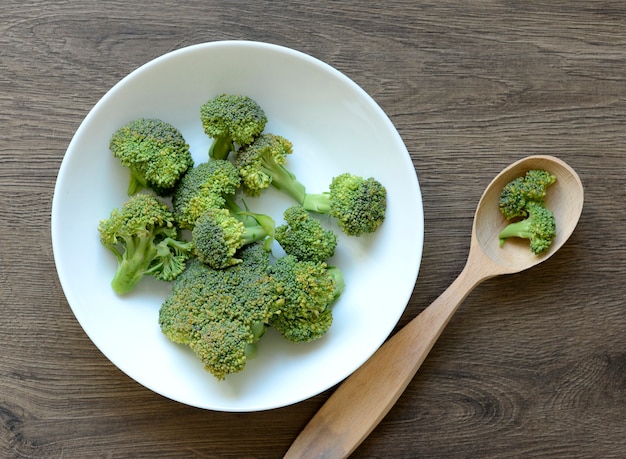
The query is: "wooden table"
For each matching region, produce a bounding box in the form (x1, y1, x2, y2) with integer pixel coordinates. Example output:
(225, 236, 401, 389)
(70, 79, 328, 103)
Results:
(2, 1, 624, 457)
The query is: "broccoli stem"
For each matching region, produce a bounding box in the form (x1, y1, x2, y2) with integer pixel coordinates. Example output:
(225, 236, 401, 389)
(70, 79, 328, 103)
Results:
(498, 219, 533, 247)
(244, 320, 268, 359)
(224, 195, 275, 249)
(111, 237, 155, 294)
(225, 196, 275, 236)
(127, 168, 148, 196)
(301, 193, 332, 213)
(327, 266, 345, 302)
(239, 213, 274, 251)
(241, 225, 271, 245)
(209, 136, 234, 161)
(250, 320, 267, 340)
(160, 237, 193, 255)
(263, 162, 307, 205)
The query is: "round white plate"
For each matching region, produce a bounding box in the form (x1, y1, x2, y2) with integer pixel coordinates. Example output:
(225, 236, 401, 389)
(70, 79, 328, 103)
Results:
(51, 41, 423, 412)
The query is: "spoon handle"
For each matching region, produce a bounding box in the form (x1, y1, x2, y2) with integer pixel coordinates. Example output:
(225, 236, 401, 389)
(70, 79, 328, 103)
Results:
(284, 263, 486, 459)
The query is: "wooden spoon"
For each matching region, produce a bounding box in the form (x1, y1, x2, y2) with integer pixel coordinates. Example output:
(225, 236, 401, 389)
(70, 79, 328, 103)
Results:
(284, 155, 584, 459)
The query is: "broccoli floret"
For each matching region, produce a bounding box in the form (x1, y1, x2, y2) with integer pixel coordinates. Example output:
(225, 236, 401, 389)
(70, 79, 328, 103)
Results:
(234, 133, 304, 199)
(303, 173, 387, 236)
(98, 194, 193, 295)
(192, 202, 275, 269)
(498, 169, 558, 255)
(200, 94, 268, 160)
(275, 205, 337, 262)
(109, 118, 194, 196)
(159, 244, 272, 380)
(523, 169, 557, 202)
(235, 134, 387, 236)
(192, 319, 266, 376)
(267, 255, 345, 343)
(499, 169, 556, 220)
(499, 202, 556, 254)
(171, 159, 241, 230)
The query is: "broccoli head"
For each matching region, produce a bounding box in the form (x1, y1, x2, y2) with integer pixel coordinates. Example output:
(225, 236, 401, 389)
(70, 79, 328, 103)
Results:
(98, 193, 193, 295)
(200, 94, 268, 160)
(499, 202, 556, 254)
(275, 205, 337, 263)
(266, 255, 345, 343)
(192, 319, 265, 376)
(156, 258, 206, 345)
(302, 173, 387, 237)
(109, 118, 194, 196)
(159, 244, 272, 380)
(171, 159, 241, 230)
(234, 133, 306, 200)
(192, 204, 275, 269)
(523, 169, 557, 201)
(499, 169, 556, 220)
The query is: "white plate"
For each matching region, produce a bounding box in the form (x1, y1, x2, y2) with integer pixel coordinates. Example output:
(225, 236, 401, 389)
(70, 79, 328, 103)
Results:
(51, 41, 423, 412)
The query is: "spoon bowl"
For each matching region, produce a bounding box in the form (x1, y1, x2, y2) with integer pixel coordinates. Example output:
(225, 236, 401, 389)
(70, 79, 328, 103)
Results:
(473, 155, 584, 274)
(285, 155, 584, 459)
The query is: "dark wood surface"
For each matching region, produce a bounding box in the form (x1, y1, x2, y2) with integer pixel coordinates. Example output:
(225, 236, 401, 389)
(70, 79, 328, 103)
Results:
(2, 1, 625, 457)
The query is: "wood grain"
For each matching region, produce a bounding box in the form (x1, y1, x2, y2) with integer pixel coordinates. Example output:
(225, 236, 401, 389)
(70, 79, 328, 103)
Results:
(285, 155, 585, 458)
(1, 1, 625, 457)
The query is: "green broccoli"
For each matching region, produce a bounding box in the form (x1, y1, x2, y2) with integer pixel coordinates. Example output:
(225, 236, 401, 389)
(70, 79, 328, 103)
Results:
(98, 194, 193, 295)
(109, 118, 194, 196)
(275, 205, 337, 263)
(522, 169, 557, 201)
(234, 133, 301, 198)
(171, 159, 241, 230)
(304, 173, 387, 236)
(159, 244, 272, 380)
(499, 201, 556, 254)
(266, 255, 344, 343)
(192, 202, 275, 269)
(200, 94, 268, 160)
(499, 169, 556, 220)
(235, 134, 387, 236)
